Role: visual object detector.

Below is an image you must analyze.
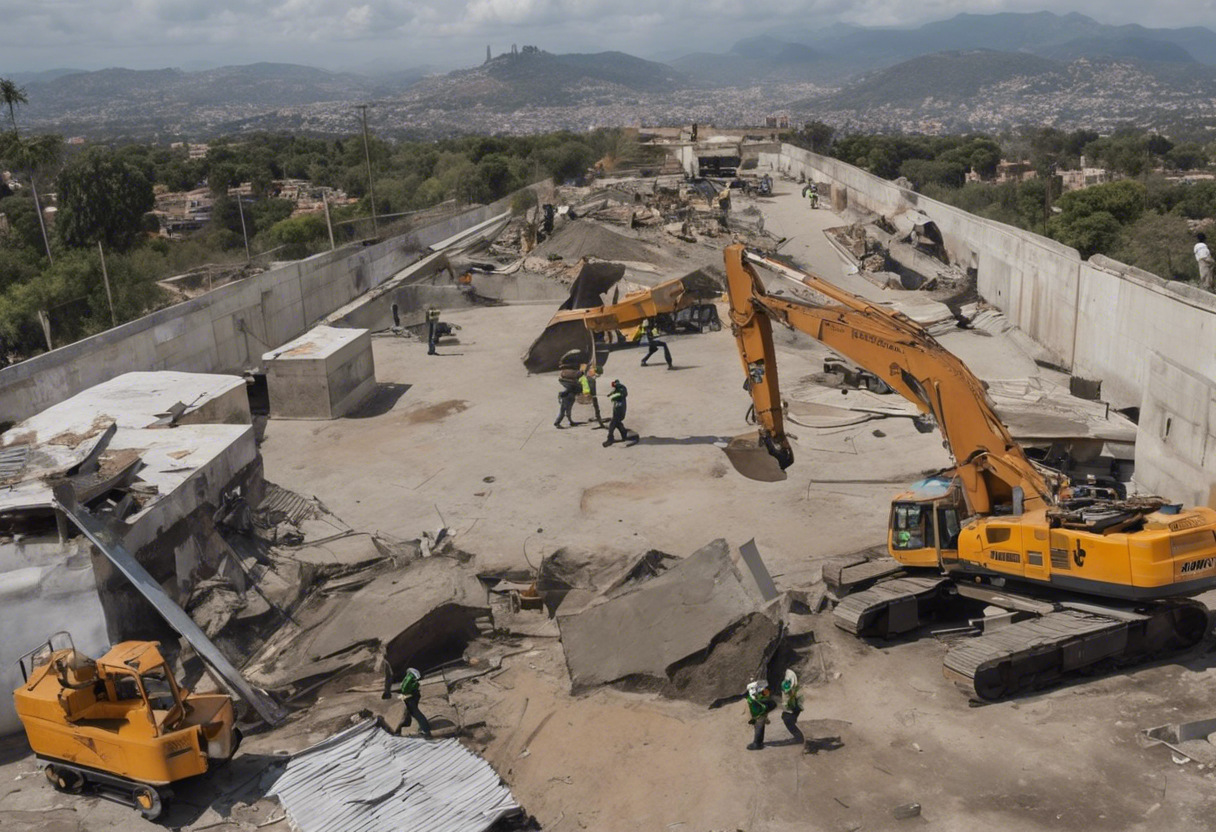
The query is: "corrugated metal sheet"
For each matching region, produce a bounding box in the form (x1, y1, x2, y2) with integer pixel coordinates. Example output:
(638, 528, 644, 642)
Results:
(269, 719, 520, 832)
(0, 443, 30, 483)
(255, 482, 328, 528)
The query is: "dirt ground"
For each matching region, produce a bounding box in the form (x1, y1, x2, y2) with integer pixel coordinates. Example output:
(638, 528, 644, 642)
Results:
(3, 182, 1215, 832)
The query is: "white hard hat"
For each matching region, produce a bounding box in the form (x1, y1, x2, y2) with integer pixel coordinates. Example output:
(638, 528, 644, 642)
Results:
(406, 667, 421, 680)
(746, 681, 761, 697)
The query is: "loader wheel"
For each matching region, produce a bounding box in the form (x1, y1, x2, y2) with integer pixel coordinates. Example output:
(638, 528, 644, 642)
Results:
(133, 785, 164, 820)
(46, 765, 84, 794)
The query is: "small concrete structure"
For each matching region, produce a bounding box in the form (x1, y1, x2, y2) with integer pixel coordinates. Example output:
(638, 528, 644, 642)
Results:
(263, 326, 376, 419)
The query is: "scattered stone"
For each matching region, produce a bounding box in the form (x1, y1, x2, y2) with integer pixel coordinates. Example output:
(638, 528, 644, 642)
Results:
(893, 802, 922, 819)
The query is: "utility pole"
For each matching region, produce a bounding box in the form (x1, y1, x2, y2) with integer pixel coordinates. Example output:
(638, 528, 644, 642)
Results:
(236, 194, 251, 262)
(322, 190, 336, 251)
(97, 241, 116, 326)
(30, 177, 53, 265)
(356, 104, 378, 237)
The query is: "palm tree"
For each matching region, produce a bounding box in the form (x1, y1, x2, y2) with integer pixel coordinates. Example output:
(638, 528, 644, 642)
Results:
(0, 78, 28, 136)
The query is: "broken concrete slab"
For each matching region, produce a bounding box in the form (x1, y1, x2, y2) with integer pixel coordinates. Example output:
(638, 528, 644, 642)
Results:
(247, 554, 490, 697)
(557, 539, 779, 702)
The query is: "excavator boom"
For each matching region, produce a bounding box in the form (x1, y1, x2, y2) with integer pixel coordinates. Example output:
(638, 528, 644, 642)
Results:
(724, 245, 1051, 515)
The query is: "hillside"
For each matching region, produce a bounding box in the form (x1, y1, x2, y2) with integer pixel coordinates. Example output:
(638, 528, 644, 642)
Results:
(758, 12, 1216, 77)
(399, 49, 686, 110)
(16, 63, 412, 136)
(818, 51, 1065, 109)
(797, 50, 1216, 132)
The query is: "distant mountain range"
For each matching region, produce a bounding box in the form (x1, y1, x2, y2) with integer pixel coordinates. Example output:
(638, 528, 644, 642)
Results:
(7, 11, 1216, 138)
(803, 49, 1216, 132)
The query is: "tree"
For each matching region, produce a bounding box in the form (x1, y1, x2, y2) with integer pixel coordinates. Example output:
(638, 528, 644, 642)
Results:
(1116, 211, 1199, 282)
(56, 148, 155, 251)
(1049, 210, 1123, 259)
(1015, 179, 1049, 233)
(0, 78, 28, 135)
(267, 214, 327, 259)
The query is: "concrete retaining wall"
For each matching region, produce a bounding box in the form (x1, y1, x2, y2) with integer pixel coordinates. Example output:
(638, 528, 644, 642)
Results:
(0, 187, 543, 424)
(760, 144, 1216, 501)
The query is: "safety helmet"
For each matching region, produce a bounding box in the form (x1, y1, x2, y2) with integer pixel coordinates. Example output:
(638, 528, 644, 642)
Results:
(611, 379, 622, 388)
(406, 667, 422, 681)
(746, 681, 760, 698)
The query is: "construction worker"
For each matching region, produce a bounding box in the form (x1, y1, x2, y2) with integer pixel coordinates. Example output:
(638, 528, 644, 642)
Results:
(580, 363, 604, 428)
(555, 365, 581, 429)
(780, 669, 804, 744)
(640, 319, 673, 369)
(394, 667, 432, 738)
(745, 680, 776, 750)
(602, 380, 637, 446)
(802, 182, 819, 209)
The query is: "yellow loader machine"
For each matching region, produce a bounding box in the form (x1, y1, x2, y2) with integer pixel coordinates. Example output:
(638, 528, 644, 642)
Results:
(724, 244, 1216, 700)
(13, 632, 239, 820)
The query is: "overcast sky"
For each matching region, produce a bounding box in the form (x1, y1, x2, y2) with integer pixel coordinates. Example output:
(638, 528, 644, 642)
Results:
(2, 1, 1215, 74)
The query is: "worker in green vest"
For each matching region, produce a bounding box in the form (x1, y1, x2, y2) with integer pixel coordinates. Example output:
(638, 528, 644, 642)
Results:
(780, 669, 804, 744)
(394, 667, 432, 738)
(745, 680, 775, 750)
(580, 363, 604, 428)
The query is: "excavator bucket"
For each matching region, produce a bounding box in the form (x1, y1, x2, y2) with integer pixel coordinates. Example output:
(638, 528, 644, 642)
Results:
(723, 431, 788, 483)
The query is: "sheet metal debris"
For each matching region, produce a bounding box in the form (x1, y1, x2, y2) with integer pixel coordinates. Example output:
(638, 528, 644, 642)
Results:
(269, 718, 520, 832)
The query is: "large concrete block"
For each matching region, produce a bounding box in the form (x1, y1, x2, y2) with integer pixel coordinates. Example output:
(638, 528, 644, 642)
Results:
(556, 539, 767, 697)
(263, 325, 376, 419)
(1135, 353, 1216, 507)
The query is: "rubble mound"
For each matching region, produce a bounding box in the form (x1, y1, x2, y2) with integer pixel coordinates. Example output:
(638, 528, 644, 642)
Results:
(533, 220, 658, 264)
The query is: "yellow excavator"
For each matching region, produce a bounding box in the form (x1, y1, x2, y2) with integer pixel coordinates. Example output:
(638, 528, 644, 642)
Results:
(724, 244, 1216, 700)
(13, 632, 239, 820)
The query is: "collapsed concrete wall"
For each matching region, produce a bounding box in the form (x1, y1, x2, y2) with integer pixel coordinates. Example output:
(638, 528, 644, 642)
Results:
(761, 144, 1216, 501)
(0, 186, 546, 424)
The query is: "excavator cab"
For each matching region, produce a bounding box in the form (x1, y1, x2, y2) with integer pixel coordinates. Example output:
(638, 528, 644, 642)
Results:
(888, 477, 964, 568)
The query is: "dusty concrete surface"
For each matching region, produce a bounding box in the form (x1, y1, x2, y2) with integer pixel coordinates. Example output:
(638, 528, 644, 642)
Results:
(4, 182, 1215, 832)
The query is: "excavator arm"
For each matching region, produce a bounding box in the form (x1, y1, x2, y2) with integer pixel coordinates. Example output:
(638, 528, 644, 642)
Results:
(724, 245, 1052, 516)
(523, 275, 693, 373)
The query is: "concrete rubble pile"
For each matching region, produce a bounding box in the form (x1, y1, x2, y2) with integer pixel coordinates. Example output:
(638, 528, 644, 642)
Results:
(237, 537, 496, 703)
(553, 539, 791, 706)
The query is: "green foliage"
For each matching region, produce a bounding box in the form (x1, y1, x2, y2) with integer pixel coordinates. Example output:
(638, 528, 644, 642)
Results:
(1049, 211, 1124, 259)
(1054, 180, 1146, 226)
(1115, 212, 1200, 283)
(511, 188, 538, 216)
(0, 247, 165, 360)
(56, 149, 155, 251)
(267, 214, 328, 259)
(899, 158, 966, 190)
(0, 194, 48, 257)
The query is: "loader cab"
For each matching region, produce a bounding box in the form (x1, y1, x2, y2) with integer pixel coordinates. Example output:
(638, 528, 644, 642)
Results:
(889, 477, 963, 568)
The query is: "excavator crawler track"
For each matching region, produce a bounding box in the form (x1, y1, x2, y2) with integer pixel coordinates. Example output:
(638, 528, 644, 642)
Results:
(833, 576, 955, 637)
(943, 601, 1209, 701)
